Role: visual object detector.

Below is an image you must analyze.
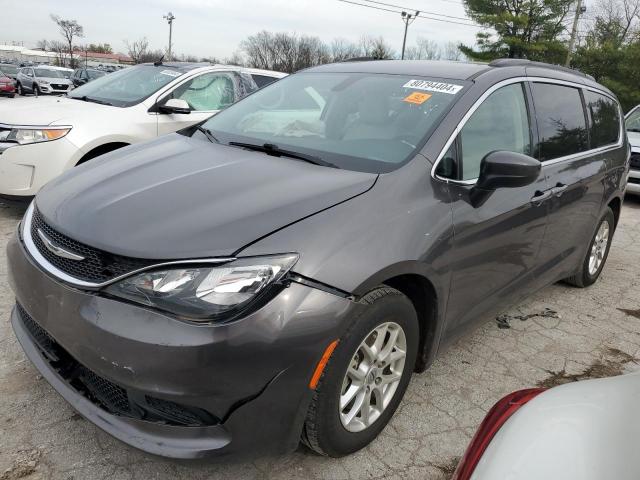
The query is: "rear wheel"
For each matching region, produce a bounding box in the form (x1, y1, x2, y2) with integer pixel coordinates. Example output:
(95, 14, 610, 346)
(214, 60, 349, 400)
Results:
(565, 207, 615, 287)
(16, 83, 23, 96)
(302, 286, 418, 457)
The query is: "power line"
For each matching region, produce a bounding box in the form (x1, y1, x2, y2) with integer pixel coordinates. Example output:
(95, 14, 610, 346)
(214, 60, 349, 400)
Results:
(361, 0, 470, 22)
(336, 0, 480, 27)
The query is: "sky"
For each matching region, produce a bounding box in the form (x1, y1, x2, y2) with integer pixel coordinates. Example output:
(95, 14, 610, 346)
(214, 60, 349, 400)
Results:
(1, 0, 482, 60)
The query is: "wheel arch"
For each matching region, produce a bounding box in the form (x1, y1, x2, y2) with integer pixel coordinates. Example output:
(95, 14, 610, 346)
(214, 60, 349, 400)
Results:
(353, 262, 446, 373)
(608, 195, 622, 228)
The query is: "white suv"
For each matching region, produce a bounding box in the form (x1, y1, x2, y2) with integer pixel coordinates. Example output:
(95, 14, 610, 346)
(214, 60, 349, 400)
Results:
(0, 63, 286, 196)
(626, 105, 640, 195)
(16, 66, 74, 96)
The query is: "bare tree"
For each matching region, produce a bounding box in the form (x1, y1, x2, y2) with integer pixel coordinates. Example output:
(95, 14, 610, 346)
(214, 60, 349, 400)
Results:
(35, 39, 49, 51)
(125, 37, 149, 64)
(50, 15, 84, 67)
(49, 40, 68, 67)
(442, 41, 466, 61)
(330, 38, 361, 61)
(404, 37, 441, 60)
(224, 51, 245, 66)
(241, 31, 331, 73)
(359, 35, 395, 59)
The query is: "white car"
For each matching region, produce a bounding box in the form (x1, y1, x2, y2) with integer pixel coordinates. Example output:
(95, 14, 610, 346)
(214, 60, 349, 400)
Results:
(0, 63, 285, 196)
(626, 105, 640, 195)
(15, 66, 74, 96)
(453, 372, 640, 480)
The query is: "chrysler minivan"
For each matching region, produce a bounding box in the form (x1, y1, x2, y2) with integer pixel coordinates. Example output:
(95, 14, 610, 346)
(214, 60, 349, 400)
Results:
(7, 59, 628, 459)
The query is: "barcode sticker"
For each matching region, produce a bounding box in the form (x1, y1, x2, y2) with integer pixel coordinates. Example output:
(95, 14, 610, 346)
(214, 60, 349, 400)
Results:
(403, 80, 463, 95)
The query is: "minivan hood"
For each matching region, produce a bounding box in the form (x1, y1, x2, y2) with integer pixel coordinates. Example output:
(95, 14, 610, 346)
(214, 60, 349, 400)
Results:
(0, 95, 109, 125)
(35, 134, 377, 259)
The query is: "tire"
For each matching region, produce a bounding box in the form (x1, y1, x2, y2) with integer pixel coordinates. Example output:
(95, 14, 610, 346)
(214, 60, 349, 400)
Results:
(16, 83, 23, 96)
(33, 84, 40, 96)
(302, 286, 419, 457)
(564, 207, 615, 288)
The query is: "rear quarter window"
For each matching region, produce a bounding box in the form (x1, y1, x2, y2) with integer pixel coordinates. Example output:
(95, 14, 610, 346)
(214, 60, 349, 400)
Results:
(585, 90, 620, 148)
(531, 83, 589, 161)
(252, 74, 278, 88)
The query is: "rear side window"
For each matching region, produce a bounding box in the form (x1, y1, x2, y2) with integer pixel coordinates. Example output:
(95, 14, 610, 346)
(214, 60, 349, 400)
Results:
(252, 74, 277, 88)
(531, 83, 588, 161)
(585, 91, 620, 148)
(458, 83, 531, 180)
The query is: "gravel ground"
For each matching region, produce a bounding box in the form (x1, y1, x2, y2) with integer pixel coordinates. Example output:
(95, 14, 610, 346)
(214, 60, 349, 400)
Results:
(2, 196, 640, 480)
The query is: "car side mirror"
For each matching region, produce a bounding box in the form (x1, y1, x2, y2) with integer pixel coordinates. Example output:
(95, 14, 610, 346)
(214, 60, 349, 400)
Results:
(159, 98, 191, 115)
(469, 151, 540, 208)
(475, 151, 541, 190)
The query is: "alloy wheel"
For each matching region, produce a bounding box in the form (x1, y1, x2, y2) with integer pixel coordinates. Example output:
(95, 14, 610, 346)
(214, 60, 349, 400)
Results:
(339, 321, 407, 433)
(588, 220, 609, 276)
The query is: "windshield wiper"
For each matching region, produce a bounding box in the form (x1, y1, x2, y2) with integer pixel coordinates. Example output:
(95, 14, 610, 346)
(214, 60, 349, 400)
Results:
(196, 125, 219, 143)
(228, 142, 339, 169)
(73, 95, 113, 106)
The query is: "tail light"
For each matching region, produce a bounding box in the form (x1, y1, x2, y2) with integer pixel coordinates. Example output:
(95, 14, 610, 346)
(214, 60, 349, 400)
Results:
(452, 387, 546, 480)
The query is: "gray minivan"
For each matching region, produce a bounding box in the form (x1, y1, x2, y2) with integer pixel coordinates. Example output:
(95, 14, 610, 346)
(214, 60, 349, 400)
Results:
(7, 59, 629, 459)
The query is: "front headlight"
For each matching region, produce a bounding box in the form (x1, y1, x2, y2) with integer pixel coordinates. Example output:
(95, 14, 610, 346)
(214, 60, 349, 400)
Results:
(104, 254, 299, 321)
(0, 127, 71, 145)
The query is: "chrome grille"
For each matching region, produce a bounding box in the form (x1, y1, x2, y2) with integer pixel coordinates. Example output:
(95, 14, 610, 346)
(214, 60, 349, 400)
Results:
(30, 207, 158, 284)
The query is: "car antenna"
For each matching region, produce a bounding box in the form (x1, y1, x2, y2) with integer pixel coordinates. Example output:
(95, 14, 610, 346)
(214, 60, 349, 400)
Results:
(154, 54, 165, 66)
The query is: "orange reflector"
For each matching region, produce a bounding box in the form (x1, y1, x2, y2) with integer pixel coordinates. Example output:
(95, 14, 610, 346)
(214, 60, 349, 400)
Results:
(309, 339, 339, 390)
(43, 129, 70, 141)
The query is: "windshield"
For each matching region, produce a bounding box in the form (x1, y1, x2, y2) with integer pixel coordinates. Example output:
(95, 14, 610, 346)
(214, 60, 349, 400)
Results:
(627, 108, 640, 132)
(68, 65, 184, 107)
(88, 69, 105, 80)
(0, 65, 17, 75)
(202, 72, 465, 173)
(35, 68, 66, 78)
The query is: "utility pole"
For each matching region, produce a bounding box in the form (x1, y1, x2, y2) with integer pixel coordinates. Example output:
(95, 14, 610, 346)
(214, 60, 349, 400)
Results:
(163, 12, 175, 61)
(565, 0, 586, 67)
(400, 10, 420, 60)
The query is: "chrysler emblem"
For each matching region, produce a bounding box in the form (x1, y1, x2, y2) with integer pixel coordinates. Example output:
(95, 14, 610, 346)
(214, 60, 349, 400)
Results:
(36, 229, 85, 261)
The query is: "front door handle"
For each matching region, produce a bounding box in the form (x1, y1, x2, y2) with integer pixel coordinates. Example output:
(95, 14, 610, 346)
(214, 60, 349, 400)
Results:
(551, 183, 568, 197)
(531, 189, 553, 206)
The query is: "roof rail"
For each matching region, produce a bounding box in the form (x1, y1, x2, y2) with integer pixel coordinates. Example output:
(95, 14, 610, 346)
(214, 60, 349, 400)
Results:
(488, 58, 595, 81)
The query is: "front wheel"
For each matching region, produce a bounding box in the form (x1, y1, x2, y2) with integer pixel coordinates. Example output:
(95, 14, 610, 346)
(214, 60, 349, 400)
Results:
(302, 286, 419, 457)
(565, 207, 615, 287)
(33, 84, 40, 96)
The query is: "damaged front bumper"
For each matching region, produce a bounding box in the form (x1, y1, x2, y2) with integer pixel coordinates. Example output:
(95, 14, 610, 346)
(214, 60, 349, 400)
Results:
(7, 232, 362, 458)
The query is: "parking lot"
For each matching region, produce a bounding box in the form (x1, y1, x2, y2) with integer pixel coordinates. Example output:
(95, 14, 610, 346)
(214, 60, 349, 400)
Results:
(1, 196, 639, 480)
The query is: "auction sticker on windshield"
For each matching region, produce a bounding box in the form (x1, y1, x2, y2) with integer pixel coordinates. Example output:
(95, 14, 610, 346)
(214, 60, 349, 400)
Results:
(403, 80, 463, 95)
(403, 92, 432, 105)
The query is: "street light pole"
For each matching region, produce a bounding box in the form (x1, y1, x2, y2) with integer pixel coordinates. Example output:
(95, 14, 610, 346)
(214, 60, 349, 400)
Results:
(401, 10, 420, 60)
(565, 0, 585, 67)
(163, 12, 175, 61)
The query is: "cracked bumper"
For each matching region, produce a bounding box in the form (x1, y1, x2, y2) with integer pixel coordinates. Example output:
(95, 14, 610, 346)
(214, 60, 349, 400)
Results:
(7, 232, 361, 457)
